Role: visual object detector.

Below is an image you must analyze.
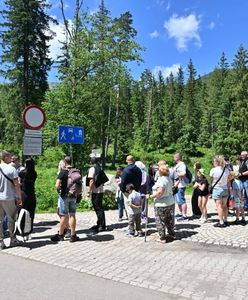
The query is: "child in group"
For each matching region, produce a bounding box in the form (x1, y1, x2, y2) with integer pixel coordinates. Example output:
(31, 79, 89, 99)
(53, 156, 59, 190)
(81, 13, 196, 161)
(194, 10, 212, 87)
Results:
(193, 168, 209, 224)
(115, 166, 128, 221)
(231, 168, 246, 225)
(126, 183, 143, 237)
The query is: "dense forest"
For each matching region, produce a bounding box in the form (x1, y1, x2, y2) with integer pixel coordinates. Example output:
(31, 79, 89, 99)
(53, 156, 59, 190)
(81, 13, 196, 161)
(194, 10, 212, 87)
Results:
(0, 0, 248, 169)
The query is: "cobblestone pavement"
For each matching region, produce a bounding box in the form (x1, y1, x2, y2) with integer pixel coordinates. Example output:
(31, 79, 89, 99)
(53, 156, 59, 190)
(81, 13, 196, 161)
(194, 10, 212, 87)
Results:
(2, 197, 248, 300)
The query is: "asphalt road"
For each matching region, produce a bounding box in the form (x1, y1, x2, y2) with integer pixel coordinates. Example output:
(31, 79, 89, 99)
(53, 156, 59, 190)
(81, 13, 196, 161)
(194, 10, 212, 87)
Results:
(0, 253, 181, 300)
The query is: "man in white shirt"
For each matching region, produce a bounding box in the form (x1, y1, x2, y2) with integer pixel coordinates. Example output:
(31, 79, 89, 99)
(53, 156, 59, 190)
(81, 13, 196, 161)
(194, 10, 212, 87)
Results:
(0, 150, 22, 250)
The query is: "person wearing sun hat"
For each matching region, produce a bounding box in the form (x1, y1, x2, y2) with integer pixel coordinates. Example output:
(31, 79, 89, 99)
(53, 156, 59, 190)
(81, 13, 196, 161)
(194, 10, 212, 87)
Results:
(193, 168, 209, 224)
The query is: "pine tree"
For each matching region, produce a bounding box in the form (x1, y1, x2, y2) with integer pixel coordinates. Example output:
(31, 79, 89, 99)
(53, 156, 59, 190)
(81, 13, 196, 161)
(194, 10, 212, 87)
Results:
(227, 45, 248, 153)
(0, 0, 55, 108)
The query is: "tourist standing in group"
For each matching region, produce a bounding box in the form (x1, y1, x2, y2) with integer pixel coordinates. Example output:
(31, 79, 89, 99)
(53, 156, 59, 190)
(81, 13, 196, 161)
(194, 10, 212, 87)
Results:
(173, 153, 188, 221)
(191, 162, 202, 217)
(238, 151, 248, 209)
(120, 155, 142, 194)
(88, 157, 106, 234)
(0, 150, 22, 249)
(115, 166, 127, 221)
(19, 158, 37, 234)
(230, 167, 246, 225)
(147, 164, 175, 243)
(210, 155, 230, 228)
(126, 183, 142, 237)
(193, 168, 209, 224)
(11, 155, 25, 174)
(51, 156, 80, 242)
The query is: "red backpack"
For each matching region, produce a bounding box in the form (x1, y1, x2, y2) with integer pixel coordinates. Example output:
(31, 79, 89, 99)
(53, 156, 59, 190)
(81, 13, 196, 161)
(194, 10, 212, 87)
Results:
(67, 168, 82, 198)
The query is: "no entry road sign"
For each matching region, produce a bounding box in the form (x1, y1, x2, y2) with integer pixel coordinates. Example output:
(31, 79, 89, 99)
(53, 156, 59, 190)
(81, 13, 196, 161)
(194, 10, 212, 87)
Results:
(22, 105, 46, 130)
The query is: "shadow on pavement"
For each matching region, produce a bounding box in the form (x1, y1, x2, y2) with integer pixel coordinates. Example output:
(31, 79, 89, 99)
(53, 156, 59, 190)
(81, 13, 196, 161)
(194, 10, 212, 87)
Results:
(84, 234, 114, 242)
(176, 230, 198, 240)
(34, 221, 59, 227)
(17, 240, 56, 250)
(33, 227, 52, 233)
(175, 224, 200, 230)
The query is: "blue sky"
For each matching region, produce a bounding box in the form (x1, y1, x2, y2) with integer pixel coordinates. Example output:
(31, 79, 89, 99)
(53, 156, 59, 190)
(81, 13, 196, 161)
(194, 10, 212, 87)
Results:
(1, 0, 248, 82)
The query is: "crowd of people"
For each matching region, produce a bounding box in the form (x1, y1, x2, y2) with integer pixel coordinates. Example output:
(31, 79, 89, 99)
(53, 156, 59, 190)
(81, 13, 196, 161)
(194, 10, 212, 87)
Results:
(0, 149, 248, 249)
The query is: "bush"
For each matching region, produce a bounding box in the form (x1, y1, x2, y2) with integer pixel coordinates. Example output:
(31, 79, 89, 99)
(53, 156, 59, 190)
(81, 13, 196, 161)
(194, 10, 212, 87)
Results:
(36, 167, 58, 213)
(103, 192, 117, 210)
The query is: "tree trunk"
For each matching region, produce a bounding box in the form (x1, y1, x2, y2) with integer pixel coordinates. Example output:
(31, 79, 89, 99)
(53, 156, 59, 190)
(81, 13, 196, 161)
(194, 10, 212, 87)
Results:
(112, 87, 120, 168)
(105, 95, 112, 158)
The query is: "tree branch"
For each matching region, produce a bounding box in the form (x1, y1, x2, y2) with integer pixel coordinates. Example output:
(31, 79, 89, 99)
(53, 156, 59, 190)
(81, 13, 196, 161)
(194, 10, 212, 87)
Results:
(60, 0, 72, 40)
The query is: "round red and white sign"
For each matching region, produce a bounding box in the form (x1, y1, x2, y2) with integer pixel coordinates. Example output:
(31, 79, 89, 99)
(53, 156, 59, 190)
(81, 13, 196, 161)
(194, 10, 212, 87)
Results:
(22, 105, 46, 130)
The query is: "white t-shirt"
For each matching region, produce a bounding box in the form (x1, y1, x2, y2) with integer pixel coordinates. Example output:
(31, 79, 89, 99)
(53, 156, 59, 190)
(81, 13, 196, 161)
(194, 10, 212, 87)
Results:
(174, 162, 187, 188)
(152, 176, 174, 207)
(88, 166, 104, 194)
(209, 166, 230, 189)
(0, 163, 18, 201)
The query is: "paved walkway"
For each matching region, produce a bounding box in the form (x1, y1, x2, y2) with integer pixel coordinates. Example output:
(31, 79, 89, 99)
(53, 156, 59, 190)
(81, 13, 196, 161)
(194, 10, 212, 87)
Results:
(2, 197, 248, 300)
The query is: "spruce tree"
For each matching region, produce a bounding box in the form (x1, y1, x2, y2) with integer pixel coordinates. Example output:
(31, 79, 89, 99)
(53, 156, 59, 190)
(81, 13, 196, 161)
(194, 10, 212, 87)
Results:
(0, 0, 55, 108)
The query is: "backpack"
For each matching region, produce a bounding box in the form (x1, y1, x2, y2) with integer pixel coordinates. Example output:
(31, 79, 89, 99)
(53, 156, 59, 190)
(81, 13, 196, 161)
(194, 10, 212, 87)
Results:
(185, 166, 193, 184)
(14, 208, 32, 239)
(94, 169, 109, 188)
(67, 168, 82, 198)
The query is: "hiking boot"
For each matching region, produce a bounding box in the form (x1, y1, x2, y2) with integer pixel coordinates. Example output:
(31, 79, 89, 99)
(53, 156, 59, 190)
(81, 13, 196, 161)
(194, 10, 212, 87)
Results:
(177, 216, 189, 222)
(155, 237, 166, 243)
(175, 214, 182, 218)
(10, 237, 22, 247)
(0, 240, 6, 250)
(240, 219, 246, 225)
(50, 233, 64, 242)
(70, 235, 80, 243)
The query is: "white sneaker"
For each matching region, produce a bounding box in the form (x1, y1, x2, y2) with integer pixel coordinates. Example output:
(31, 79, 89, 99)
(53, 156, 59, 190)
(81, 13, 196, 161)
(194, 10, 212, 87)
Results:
(200, 218, 207, 224)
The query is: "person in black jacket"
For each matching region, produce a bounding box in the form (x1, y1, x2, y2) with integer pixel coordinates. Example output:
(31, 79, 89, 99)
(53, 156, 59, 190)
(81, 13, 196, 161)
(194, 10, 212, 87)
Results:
(239, 151, 248, 210)
(120, 156, 142, 194)
(120, 155, 142, 216)
(88, 157, 106, 234)
(19, 158, 37, 234)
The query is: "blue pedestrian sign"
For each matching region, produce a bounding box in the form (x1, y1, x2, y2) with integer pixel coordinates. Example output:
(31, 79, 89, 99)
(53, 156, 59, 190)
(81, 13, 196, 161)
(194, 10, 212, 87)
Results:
(58, 125, 84, 144)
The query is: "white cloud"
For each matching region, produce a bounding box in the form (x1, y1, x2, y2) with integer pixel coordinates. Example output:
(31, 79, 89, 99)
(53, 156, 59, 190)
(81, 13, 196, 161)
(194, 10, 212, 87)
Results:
(149, 30, 159, 39)
(208, 21, 215, 30)
(164, 14, 201, 51)
(153, 64, 181, 78)
(48, 20, 72, 60)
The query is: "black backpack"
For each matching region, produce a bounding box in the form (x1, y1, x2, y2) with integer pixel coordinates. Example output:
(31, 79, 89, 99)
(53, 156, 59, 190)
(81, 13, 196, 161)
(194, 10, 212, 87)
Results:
(95, 169, 109, 188)
(185, 166, 193, 184)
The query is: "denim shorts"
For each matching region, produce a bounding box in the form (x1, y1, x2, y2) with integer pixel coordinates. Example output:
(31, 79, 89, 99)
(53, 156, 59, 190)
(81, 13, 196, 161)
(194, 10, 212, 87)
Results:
(175, 187, 186, 205)
(212, 188, 229, 200)
(59, 196, 76, 215)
